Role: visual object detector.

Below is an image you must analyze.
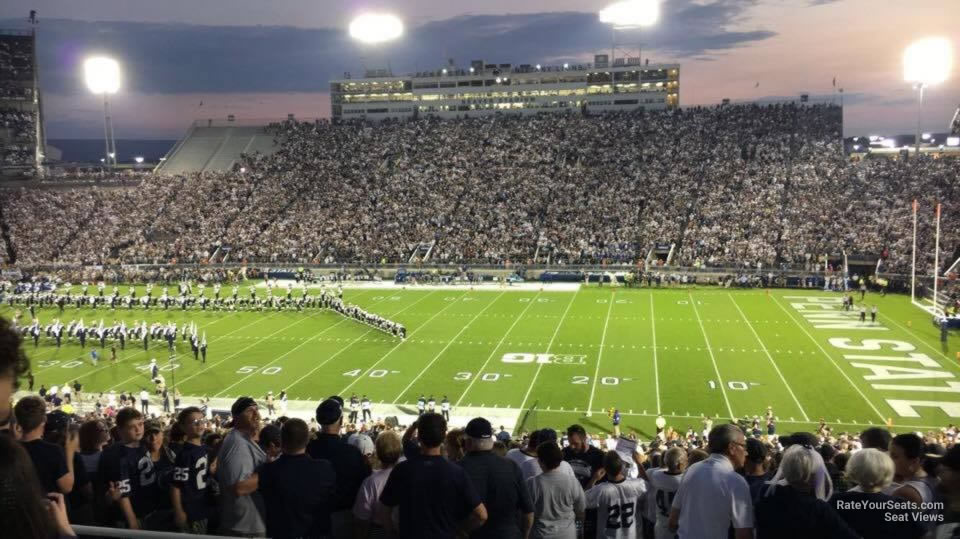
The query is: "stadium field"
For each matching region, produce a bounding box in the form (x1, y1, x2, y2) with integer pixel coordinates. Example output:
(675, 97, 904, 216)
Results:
(10, 284, 960, 438)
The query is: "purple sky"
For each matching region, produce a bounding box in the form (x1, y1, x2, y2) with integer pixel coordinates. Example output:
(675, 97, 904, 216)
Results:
(3, 0, 958, 139)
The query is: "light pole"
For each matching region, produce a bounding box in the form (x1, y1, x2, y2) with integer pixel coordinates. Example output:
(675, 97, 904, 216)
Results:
(599, 0, 659, 95)
(84, 57, 121, 168)
(903, 38, 952, 156)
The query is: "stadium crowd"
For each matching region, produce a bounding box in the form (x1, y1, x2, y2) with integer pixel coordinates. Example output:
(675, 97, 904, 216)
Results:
(1, 316, 960, 539)
(0, 103, 957, 276)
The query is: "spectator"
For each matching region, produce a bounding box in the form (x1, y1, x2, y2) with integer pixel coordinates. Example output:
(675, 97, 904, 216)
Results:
(353, 430, 403, 538)
(77, 419, 110, 524)
(563, 424, 605, 489)
(459, 417, 534, 539)
(141, 424, 175, 528)
(14, 395, 75, 495)
(307, 397, 371, 538)
(0, 316, 29, 435)
(860, 427, 892, 451)
(44, 410, 93, 525)
(171, 407, 211, 534)
(669, 424, 753, 539)
(744, 437, 770, 501)
(932, 444, 960, 538)
(445, 427, 466, 462)
(520, 429, 577, 481)
(527, 439, 585, 539)
(259, 417, 336, 539)
(99, 407, 152, 530)
(379, 412, 487, 538)
(644, 445, 686, 539)
(754, 444, 855, 538)
(0, 434, 77, 538)
(585, 450, 647, 539)
(216, 396, 266, 536)
(830, 448, 924, 539)
(258, 423, 282, 461)
(890, 433, 938, 513)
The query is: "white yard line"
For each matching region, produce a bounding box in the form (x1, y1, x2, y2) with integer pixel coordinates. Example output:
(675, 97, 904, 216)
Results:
(455, 291, 542, 407)
(586, 292, 616, 416)
(689, 292, 735, 419)
(728, 294, 809, 422)
(213, 317, 354, 397)
(284, 291, 436, 392)
(517, 289, 579, 413)
(649, 293, 662, 415)
(107, 312, 285, 391)
(393, 292, 506, 402)
(770, 294, 887, 423)
(339, 290, 463, 395)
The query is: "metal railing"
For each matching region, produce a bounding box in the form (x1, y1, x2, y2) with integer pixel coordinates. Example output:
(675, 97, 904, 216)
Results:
(73, 524, 258, 539)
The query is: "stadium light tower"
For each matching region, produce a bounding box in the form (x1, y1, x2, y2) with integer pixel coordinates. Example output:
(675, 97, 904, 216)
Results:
(599, 0, 660, 94)
(903, 37, 952, 155)
(84, 57, 121, 169)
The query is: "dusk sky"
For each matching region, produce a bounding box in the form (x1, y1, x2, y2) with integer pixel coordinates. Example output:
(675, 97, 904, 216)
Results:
(1, 0, 957, 139)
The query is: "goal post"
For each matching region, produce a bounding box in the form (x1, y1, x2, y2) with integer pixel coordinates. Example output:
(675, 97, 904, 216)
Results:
(911, 200, 947, 317)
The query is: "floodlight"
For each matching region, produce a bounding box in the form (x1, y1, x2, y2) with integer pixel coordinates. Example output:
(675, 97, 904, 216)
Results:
(599, 0, 660, 28)
(903, 37, 952, 85)
(134, 156, 144, 164)
(495, 77, 502, 83)
(469, 67, 475, 73)
(536, 64, 541, 70)
(441, 68, 447, 75)
(921, 133, 931, 140)
(348, 13, 404, 44)
(84, 57, 120, 94)
(563, 63, 569, 69)
(853, 145, 860, 151)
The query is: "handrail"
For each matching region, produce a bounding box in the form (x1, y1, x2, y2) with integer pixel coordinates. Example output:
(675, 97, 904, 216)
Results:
(73, 524, 258, 539)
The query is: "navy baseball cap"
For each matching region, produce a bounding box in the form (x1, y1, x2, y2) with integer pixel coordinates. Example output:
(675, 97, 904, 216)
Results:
(316, 398, 343, 425)
(465, 417, 493, 439)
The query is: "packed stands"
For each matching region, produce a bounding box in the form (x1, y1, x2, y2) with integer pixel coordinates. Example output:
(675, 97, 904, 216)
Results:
(0, 103, 956, 276)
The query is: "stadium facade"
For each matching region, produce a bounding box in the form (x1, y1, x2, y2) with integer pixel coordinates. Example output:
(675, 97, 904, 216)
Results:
(0, 28, 44, 178)
(330, 55, 679, 122)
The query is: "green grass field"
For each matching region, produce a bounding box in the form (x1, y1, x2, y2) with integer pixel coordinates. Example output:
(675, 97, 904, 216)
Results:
(11, 284, 960, 439)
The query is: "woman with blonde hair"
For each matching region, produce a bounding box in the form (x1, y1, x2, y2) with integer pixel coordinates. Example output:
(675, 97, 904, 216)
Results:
(754, 444, 857, 538)
(353, 431, 404, 538)
(830, 448, 924, 538)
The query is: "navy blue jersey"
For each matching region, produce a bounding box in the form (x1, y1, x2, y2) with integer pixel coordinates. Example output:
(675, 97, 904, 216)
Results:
(172, 442, 210, 522)
(100, 443, 157, 518)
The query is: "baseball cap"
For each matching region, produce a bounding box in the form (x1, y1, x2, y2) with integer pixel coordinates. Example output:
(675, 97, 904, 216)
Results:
(231, 396, 257, 417)
(465, 417, 493, 439)
(347, 433, 375, 455)
(45, 410, 70, 433)
(316, 398, 343, 425)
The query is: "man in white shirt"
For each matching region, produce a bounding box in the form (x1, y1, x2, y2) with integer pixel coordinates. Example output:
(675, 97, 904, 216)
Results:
(140, 389, 150, 415)
(669, 424, 753, 539)
(585, 451, 647, 539)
